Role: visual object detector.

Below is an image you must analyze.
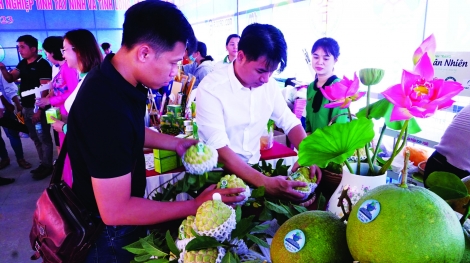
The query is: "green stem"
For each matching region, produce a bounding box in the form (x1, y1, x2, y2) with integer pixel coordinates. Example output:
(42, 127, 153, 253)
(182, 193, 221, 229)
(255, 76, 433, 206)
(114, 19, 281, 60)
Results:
(378, 120, 409, 174)
(344, 161, 353, 174)
(372, 124, 387, 165)
(460, 199, 470, 226)
(365, 144, 374, 175)
(366, 85, 371, 119)
(346, 107, 360, 174)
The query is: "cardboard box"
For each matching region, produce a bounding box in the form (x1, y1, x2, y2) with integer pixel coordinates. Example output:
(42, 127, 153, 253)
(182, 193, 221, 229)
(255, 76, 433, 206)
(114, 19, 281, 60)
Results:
(167, 105, 182, 116)
(45, 107, 61, 124)
(153, 148, 177, 159)
(154, 155, 178, 173)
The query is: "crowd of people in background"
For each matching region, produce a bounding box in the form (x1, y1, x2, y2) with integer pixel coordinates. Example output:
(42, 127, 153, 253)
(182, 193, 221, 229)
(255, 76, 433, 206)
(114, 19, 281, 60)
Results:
(0, 1, 466, 261)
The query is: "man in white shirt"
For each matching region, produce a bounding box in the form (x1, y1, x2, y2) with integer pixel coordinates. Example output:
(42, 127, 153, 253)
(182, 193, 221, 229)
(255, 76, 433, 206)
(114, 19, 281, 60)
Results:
(197, 23, 320, 201)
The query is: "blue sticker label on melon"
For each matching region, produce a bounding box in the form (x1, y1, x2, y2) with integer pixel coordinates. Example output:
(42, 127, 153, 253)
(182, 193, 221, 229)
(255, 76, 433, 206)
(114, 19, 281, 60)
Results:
(283, 229, 305, 253)
(357, 199, 381, 223)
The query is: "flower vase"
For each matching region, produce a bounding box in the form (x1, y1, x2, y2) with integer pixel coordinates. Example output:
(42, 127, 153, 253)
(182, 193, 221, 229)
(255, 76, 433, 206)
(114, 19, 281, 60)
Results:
(326, 163, 387, 218)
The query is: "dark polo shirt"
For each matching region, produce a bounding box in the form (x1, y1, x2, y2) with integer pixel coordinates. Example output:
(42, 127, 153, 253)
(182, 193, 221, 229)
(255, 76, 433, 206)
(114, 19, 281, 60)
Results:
(16, 55, 52, 108)
(67, 54, 148, 214)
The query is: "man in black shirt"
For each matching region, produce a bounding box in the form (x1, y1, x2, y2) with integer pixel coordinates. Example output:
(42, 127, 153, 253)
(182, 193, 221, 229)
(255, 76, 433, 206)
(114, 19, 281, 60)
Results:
(66, 2, 244, 262)
(0, 35, 53, 180)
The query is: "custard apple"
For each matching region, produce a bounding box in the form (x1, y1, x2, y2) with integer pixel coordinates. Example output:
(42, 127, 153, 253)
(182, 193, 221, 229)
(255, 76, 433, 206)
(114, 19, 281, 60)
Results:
(289, 167, 317, 198)
(180, 247, 225, 263)
(182, 142, 218, 175)
(216, 174, 251, 205)
(194, 200, 236, 242)
(176, 215, 196, 251)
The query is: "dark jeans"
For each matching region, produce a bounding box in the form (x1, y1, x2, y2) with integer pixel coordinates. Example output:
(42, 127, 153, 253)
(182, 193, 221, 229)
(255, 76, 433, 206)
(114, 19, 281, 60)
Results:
(423, 151, 470, 187)
(0, 111, 27, 160)
(84, 225, 146, 263)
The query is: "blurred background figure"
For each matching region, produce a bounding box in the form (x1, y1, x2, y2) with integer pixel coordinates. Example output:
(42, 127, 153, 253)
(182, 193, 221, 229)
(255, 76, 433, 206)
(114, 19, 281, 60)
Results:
(182, 41, 214, 89)
(214, 34, 240, 69)
(101, 42, 112, 55)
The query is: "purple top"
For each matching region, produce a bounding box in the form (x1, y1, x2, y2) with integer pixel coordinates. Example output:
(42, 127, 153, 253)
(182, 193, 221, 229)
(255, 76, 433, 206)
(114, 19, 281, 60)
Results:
(435, 104, 470, 172)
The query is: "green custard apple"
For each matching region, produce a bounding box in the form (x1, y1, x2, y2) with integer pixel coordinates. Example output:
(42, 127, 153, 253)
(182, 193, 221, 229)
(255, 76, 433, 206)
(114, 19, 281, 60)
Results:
(183, 142, 218, 175)
(176, 215, 196, 251)
(194, 200, 236, 242)
(216, 174, 251, 205)
(182, 247, 225, 263)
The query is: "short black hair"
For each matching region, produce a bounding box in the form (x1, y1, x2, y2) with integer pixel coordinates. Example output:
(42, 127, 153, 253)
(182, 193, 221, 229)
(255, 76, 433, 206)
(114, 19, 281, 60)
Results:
(101, 42, 111, 50)
(238, 23, 287, 72)
(225, 34, 240, 46)
(43, 36, 64, 61)
(311, 37, 340, 60)
(122, 1, 196, 55)
(196, 41, 207, 57)
(17, 35, 38, 49)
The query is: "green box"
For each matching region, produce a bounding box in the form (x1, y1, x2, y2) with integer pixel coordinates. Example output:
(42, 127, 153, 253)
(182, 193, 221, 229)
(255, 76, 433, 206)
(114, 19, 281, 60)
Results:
(45, 107, 61, 124)
(167, 105, 182, 116)
(154, 155, 178, 173)
(153, 148, 177, 159)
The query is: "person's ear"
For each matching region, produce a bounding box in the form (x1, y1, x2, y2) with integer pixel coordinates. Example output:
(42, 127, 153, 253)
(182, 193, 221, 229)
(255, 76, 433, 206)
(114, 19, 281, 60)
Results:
(137, 45, 152, 62)
(237, 50, 245, 63)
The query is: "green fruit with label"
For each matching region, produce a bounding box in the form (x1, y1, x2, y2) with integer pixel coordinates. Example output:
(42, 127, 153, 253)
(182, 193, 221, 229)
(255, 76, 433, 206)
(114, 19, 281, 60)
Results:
(347, 184, 465, 262)
(270, 211, 352, 263)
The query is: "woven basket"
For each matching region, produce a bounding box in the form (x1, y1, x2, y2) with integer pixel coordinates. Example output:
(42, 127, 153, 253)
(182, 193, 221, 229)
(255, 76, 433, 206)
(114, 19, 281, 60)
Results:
(317, 168, 342, 202)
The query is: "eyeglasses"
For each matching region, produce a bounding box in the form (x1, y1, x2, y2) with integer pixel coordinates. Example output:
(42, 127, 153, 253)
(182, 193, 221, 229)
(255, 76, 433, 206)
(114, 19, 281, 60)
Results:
(60, 47, 74, 55)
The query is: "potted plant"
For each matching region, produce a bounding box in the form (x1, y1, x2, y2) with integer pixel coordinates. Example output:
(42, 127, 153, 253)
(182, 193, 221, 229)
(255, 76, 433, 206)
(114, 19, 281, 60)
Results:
(298, 34, 464, 217)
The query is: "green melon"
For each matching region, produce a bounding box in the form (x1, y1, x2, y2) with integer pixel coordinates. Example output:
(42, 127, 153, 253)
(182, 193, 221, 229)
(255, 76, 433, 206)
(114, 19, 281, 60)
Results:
(455, 212, 470, 263)
(270, 211, 353, 263)
(347, 184, 465, 262)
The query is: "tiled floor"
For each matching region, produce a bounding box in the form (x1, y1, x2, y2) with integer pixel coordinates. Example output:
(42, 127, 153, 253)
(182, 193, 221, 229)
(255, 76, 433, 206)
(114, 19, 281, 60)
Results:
(0, 131, 56, 263)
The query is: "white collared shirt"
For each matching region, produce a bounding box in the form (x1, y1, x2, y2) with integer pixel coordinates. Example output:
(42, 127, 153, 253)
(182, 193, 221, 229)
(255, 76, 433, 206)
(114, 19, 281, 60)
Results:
(196, 63, 300, 164)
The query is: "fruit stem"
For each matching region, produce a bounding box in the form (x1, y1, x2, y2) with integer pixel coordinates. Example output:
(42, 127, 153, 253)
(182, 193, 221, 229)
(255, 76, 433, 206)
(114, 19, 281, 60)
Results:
(460, 199, 470, 225)
(344, 161, 353, 174)
(399, 150, 410, 188)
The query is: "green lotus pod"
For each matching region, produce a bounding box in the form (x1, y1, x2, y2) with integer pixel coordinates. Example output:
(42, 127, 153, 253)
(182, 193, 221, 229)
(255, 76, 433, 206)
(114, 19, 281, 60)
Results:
(359, 68, 384, 86)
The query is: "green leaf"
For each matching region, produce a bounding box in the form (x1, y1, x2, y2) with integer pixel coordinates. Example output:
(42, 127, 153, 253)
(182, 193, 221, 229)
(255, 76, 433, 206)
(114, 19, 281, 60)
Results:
(186, 236, 226, 251)
(236, 205, 242, 223)
(259, 206, 273, 221)
(265, 201, 290, 215)
(188, 174, 197, 185)
(207, 171, 224, 183)
(427, 172, 469, 200)
(222, 251, 241, 263)
(251, 187, 265, 198)
(182, 176, 190, 192)
(190, 227, 200, 238)
(147, 259, 170, 263)
(280, 203, 296, 218)
(356, 98, 390, 120)
(275, 158, 284, 171)
(134, 253, 152, 262)
(316, 192, 327, 211)
(140, 238, 168, 257)
(292, 204, 308, 214)
(298, 117, 375, 168)
(246, 234, 269, 248)
(249, 224, 270, 234)
(231, 215, 255, 239)
(165, 230, 180, 257)
(123, 239, 146, 255)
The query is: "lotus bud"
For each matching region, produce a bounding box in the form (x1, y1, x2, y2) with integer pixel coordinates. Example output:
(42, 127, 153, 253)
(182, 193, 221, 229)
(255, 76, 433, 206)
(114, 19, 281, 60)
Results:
(359, 68, 384, 86)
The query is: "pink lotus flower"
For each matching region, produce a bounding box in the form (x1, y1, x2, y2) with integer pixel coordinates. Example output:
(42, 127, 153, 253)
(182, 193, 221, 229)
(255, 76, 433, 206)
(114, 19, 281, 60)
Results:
(382, 52, 464, 121)
(413, 34, 436, 65)
(319, 72, 366, 109)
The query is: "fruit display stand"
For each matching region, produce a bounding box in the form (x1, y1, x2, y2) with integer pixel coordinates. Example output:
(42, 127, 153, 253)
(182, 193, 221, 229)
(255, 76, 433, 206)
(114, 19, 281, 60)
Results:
(144, 141, 298, 199)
